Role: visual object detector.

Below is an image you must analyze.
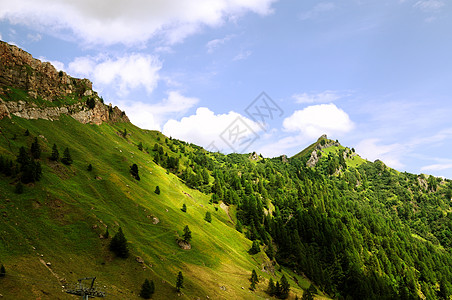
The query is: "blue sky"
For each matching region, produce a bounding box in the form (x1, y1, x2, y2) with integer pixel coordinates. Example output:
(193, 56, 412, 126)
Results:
(1, 0, 452, 178)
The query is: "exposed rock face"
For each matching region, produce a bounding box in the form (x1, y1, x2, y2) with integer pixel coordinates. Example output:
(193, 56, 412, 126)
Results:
(0, 41, 129, 125)
(0, 97, 129, 125)
(306, 150, 320, 167)
(0, 41, 91, 101)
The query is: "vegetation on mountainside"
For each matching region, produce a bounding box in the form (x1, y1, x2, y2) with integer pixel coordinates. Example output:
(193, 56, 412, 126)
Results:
(1, 88, 452, 299)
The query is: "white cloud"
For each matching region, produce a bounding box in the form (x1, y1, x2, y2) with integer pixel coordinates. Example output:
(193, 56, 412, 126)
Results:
(0, 32, 3, 40)
(414, 0, 445, 11)
(233, 50, 252, 61)
(27, 33, 41, 42)
(117, 91, 199, 131)
(421, 163, 452, 172)
(206, 34, 234, 53)
(355, 139, 405, 169)
(299, 2, 335, 20)
(162, 107, 262, 152)
(38, 56, 65, 71)
(282, 103, 354, 139)
(292, 90, 344, 104)
(0, 0, 277, 46)
(68, 53, 162, 96)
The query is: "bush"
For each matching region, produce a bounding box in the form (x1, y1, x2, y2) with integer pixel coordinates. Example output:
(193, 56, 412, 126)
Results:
(249, 240, 260, 255)
(204, 211, 212, 223)
(0, 264, 5, 277)
(154, 186, 160, 194)
(130, 164, 140, 180)
(109, 227, 129, 258)
(140, 279, 154, 299)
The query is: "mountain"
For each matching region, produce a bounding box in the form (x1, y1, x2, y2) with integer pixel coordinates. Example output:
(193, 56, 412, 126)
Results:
(1, 41, 452, 300)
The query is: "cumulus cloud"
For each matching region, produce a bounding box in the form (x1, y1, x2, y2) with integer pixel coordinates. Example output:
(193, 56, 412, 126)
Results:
(282, 103, 354, 139)
(355, 139, 405, 169)
(67, 53, 162, 96)
(233, 50, 252, 61)
(117, 91, 199, 131)
(0, 0, 277, 46)
(162, 107, 262, 152)
(292, 90, 344, 104)
(299, 2, 335, 20)
(38, 56, 65, 71)
(421, 163, 452, 172)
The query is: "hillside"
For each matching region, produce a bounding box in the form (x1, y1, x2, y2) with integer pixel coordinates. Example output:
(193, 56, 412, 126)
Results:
(1, 41, 452, 300)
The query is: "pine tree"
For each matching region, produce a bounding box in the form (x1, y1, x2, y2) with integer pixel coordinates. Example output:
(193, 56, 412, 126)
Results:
(140, 279, 154, 299)
(61, 147, 73, 165)
(280, 274, 290, 299)
(24, 129, 30, 136)
(30, 137, 41, 159)
(236, 220, 243, 233)
(15, 182, 24, 194)
(104, 227, 109, 239)
(154, 186, 160, 194)
(87, 164, 93, 171)
(302, 289, 313, 300)
(109, 227, 129, 258)
(182, 225, 192, 243)
(138, 142, 143, 151)
(181, 203, 187, 212)
(50, 144, 59, 161)
(176, 271, 184, 292)
(249, 269, 259, 291)
(204, 211, 212, 223)
(267, 277, 276, 296)
(249, 240, 260, 254)
(0, 264, 5, 277)
(130, 164, 140, 180)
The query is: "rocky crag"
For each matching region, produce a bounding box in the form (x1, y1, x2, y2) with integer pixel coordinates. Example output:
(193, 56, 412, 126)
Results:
(0, 41, 129, 125)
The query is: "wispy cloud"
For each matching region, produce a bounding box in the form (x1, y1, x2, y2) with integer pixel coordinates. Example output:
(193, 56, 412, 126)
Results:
(299, 2, 335, 21)
(233, 50, 252, 61)
(292, 90, 346, 104)
(206, 34, 235, 53)
(414, 0, 445, 11)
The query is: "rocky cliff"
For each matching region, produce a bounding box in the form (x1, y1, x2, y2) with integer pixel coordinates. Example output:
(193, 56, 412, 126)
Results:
(0, 41, 129, 125)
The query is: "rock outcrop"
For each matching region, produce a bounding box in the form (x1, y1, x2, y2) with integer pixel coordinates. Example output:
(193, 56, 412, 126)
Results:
(0, 41, 129, 125)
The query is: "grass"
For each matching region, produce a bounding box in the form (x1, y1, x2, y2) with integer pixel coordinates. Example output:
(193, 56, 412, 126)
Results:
(0, 115, 314, 299)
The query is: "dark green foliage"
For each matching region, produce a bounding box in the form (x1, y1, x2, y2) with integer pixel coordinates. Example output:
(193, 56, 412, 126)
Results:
(109, 227, 129, 258)
(104, 227, 109, 239)
(236, 220, 243, 233)
(140, 279, 154, 299)
(15, 182, 24, 194)
(16, 147, 42, 183)
(130, 163, 140, 180)
(86, 97, 95, 109)
(122, 129, 127, 138)
(249, 240, 260, 255)
(87, 164, 93, 171)
(182, 225, 191, 243)
(204, 211, 212, 223)
(181, 204, 187, 212)
(267, 277, 276, 296)
(61, 147, 73, 165)
(58, 70, 63, 77)
(279, 275, 290, 299)
(176, 271, 184, 292)
(50, 143, 59, 161)
(302, 289, 313, 300)
(24, 129, 30, 136)
(154, 186, 160, 194)
(0, 264, 5, 277)
(249, 269, 259, 291)
(137, 142, 143, 151)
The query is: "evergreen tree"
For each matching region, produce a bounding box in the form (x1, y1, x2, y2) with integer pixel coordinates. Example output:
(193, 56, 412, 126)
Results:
(15, 182, 24, 194)
(249, 269, 259, 291)
(204, 211, 212, 223)
(30, 137, 41, 159)
(236, 220, 243, 233)
(104, 227, 109, 239)
(181, 203, 187, 212)
(17, 146, 29, 167)
(249, 240, 260, 254)
(50, 144, 59, 161)
(109, 227, 129, 258)
(176, 271, 184, 292)
(154, 186, 160, 194)
(130, 163, 140, 180)
(182, 225, 192, 243)
(0, 264, 5, 277)
(24, 129, 30, 136)
(138, 142, 143, 151)
(279, 275, 290, 299)
(87, 164, 93, 171)
(140, 279, 154, 299)
(61, 147, 73, 165)
(302, 289, 313, 300)
(267, 277, 276, 296)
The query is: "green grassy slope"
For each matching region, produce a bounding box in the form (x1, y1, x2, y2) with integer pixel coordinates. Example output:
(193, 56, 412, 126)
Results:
(0, 115, 311, 299)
